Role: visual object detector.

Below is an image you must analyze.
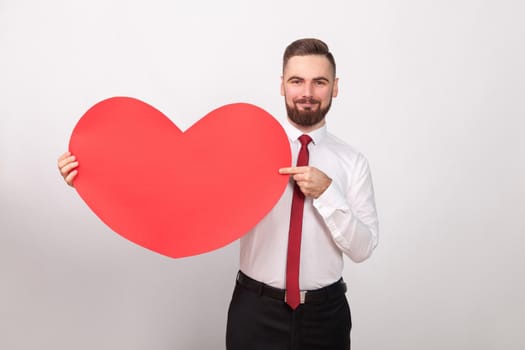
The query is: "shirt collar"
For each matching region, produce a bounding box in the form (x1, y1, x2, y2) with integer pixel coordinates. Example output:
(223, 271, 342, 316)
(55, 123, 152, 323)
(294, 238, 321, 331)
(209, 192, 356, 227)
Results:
(280, 118, 328, 146)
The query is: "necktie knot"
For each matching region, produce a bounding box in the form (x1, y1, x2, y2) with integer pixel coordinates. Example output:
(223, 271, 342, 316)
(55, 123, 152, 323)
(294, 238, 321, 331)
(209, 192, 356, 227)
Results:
(296, 135, 312, 168)
(298, 134, 312, 147)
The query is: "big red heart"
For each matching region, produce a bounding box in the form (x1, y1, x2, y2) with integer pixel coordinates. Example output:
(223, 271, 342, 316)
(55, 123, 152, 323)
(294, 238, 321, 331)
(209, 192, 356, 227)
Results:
(69, 97, 291, 258)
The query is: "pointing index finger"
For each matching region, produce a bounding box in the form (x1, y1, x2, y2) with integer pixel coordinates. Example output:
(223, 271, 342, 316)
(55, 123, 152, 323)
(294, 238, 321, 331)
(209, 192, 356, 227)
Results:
(279, 166, 307, 175)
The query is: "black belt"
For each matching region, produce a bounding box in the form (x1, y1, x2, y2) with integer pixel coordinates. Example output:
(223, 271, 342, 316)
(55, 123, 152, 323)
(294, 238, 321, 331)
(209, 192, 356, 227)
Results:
(236, 270, 347, 304)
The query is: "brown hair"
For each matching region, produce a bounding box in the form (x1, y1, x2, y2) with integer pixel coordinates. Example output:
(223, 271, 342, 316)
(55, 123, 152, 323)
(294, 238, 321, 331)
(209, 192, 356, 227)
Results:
(283, 38, 336, 76)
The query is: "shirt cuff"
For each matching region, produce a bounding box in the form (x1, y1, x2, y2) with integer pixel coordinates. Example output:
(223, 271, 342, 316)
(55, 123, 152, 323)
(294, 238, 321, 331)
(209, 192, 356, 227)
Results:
(313, 180, 350, 217)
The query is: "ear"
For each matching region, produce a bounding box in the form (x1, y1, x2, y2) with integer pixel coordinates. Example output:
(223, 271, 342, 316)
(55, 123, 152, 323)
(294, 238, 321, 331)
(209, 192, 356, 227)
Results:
(332, 77, 339, 98)
(280, 76, 285, 96)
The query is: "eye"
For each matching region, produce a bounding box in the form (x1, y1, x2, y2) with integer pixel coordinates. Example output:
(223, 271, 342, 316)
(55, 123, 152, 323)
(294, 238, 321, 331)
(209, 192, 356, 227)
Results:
(315, 80, 327, 86)
(290, 79, 302, 85)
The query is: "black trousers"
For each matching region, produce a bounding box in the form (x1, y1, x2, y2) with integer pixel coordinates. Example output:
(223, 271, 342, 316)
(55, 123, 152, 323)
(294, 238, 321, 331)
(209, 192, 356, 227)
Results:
(226, 274, 351, 350)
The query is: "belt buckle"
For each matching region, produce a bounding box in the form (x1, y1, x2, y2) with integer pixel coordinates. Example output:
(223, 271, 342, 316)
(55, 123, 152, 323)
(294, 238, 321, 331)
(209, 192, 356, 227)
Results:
(284, 291, 307, 304)
(300, 291, 306, 304)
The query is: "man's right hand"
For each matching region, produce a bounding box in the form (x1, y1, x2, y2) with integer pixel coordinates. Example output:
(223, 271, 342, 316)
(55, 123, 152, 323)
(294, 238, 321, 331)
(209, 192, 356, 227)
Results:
(58, 151, 79, 187)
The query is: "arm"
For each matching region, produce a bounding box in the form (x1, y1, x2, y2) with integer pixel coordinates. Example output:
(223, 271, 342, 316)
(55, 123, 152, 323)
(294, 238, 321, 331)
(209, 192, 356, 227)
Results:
(280, 155, 379, 262)
(313, 156, 379, 262)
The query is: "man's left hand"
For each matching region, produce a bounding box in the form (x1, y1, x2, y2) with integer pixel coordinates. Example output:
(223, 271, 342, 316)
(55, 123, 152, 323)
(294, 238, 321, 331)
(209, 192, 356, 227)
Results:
(279, 166, 332, 199)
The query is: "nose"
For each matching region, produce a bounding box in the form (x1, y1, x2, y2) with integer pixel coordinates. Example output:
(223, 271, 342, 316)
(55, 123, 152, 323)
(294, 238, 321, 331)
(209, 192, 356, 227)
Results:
(302, 81, 314, 97)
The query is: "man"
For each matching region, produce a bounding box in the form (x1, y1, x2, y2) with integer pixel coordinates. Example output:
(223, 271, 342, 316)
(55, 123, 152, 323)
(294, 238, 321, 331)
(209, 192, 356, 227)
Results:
(58, 38, 378, 350)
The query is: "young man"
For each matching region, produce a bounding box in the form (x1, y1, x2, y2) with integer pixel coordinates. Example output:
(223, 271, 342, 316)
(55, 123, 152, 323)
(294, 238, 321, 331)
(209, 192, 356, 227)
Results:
(58, 38, 379, 350)
(225, 39, 378, 350)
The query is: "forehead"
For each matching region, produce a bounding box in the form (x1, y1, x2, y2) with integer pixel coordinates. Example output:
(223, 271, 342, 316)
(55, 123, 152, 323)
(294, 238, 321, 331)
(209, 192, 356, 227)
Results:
(283, 55, 334, 79)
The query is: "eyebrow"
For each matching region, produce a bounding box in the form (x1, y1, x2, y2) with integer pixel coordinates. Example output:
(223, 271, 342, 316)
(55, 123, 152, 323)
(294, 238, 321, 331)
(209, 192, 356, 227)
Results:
(286, 76, 331, 82)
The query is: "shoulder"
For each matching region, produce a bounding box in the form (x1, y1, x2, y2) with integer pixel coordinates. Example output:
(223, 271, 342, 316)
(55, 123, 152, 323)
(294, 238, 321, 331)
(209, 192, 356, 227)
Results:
(323, 132, 369, 167)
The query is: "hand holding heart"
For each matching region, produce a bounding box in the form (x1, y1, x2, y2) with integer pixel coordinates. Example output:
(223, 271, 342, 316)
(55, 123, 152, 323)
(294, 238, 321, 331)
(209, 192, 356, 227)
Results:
(58, 152, 78, 186)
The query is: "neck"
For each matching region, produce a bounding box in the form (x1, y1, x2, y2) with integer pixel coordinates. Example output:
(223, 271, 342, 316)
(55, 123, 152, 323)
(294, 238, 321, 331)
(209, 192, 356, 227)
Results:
(287, 118, 326, 134)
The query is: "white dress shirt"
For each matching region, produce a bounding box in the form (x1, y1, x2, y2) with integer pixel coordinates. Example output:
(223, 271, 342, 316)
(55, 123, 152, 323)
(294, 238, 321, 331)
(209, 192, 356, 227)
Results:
(239, 119, 379, 290)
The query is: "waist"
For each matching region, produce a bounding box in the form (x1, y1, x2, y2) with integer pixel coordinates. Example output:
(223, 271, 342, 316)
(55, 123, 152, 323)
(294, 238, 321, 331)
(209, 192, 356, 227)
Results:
(236, 270, 347, 305)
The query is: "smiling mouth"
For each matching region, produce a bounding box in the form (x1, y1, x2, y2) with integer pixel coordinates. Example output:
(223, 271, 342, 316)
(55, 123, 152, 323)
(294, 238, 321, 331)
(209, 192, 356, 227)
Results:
(294, 98, 320, 110)
(298, 104, 315, 110)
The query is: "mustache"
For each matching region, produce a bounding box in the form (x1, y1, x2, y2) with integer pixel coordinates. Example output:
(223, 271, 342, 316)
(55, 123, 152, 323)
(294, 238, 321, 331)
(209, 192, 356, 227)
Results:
(293, 97, 321, 105)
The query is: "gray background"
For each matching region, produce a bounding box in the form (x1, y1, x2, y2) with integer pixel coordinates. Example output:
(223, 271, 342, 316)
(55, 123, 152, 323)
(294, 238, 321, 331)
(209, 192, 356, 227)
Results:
(1, 0, 524, 349)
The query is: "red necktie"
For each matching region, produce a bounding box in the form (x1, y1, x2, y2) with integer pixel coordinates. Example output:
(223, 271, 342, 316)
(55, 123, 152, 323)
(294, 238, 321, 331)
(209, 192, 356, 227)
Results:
(286, 134, 312, 309)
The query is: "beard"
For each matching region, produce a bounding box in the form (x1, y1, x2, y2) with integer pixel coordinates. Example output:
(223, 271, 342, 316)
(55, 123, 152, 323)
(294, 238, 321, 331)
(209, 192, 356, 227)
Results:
(286, 96, 332, 127)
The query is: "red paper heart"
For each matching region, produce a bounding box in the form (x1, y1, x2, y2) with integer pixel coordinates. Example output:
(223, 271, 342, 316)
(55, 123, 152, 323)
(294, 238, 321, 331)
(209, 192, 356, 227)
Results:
(69, 97, 291, 258)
